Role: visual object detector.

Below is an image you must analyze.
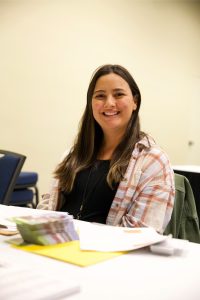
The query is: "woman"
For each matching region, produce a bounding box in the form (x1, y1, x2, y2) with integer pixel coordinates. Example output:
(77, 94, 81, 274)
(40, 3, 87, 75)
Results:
(37, 64, 175, 233)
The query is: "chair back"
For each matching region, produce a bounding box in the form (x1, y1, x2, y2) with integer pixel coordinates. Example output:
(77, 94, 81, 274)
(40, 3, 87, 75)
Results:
(0, 150, 26, 205)
(164, 173, 200, 243)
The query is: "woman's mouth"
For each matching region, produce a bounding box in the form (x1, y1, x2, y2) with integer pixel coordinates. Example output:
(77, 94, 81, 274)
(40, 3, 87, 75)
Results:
(103, 111, 120, 116)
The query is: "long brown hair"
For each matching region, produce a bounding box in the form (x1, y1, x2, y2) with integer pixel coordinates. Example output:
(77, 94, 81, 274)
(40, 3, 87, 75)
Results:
(55, 64, 146, 192)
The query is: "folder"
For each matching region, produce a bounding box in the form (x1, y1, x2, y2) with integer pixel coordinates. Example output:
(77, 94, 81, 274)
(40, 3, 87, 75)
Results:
(14, 241, 124, 267)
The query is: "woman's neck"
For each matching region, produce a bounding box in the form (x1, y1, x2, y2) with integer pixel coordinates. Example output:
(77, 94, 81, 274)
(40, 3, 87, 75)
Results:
(97, 132, 123, 160)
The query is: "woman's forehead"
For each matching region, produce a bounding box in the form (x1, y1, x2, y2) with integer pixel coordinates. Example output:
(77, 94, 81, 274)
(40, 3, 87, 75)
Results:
(94, 73, 130, 91)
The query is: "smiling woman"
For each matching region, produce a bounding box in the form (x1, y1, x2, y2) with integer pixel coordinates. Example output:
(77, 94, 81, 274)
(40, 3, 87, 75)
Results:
(37, 64, 175, 234)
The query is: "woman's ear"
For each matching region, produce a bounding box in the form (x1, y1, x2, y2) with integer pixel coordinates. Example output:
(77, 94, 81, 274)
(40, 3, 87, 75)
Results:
(132, 99, 137, 111)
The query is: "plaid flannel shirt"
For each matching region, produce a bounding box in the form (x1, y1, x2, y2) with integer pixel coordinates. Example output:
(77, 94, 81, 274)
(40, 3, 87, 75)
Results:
(37, 136, 175, 233)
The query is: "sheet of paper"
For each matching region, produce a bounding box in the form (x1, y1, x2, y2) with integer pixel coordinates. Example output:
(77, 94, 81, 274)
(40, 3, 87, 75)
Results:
(0, 264, 80, 300)
(0, 218, 17, 231)
(0, 218, 18, 235)
(78, 222, 167, 252)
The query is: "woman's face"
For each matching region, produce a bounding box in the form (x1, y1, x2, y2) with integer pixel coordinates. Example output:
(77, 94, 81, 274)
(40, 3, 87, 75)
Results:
(92, 73, 137, 136)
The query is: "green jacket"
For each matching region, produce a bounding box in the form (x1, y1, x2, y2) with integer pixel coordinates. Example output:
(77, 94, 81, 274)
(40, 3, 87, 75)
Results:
(164, 173, 200, 243)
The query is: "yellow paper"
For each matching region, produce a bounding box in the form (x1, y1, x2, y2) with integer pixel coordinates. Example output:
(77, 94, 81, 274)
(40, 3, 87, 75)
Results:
(13, 241, 124, 267)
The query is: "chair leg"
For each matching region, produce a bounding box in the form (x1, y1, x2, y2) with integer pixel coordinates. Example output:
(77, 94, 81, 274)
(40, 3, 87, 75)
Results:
(33, 186, 39, 208)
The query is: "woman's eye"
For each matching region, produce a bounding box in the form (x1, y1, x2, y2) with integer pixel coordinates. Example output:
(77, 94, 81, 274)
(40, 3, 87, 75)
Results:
(115, 93, 124, 98)
(95, 94, 105, 99)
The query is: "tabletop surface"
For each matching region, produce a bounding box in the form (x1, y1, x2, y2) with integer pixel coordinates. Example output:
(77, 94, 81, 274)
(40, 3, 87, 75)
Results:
(173, 165, 200, 173)
(1, 204, 200, 300)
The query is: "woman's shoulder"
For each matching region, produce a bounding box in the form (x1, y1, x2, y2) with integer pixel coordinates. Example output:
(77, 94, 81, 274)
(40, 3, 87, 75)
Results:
(135, 134, 171, 166)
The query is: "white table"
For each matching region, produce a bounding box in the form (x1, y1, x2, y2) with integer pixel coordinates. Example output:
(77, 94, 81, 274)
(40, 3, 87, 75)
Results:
(1, 205, 200, 300)
(173, 165, 200, 174)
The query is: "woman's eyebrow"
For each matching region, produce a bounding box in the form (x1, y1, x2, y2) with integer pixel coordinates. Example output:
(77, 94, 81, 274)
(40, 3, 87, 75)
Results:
(93, 89, 105, 94)
(113, 88, 125, 92)
(93, 88, 125, 95)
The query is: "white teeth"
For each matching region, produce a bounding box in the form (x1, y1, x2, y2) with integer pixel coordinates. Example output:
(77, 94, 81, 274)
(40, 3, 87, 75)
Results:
(104, 112, 118, 116)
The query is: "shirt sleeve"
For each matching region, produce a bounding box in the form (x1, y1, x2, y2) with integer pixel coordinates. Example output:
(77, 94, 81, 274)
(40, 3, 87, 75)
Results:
(108, 146, 175, 233)
(37, 178, 59, 211)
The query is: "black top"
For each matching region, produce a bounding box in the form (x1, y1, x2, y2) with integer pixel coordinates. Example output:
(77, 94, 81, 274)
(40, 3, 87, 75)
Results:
(60, 160, 119, 224)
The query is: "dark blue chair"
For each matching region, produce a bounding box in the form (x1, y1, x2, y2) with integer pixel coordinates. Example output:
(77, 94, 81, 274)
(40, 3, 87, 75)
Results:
(13, 171, 39, 208)
(0, 150, 26, 205)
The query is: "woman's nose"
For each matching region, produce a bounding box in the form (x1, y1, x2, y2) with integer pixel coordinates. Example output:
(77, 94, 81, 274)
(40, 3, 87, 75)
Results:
(104, 96, 115, 108)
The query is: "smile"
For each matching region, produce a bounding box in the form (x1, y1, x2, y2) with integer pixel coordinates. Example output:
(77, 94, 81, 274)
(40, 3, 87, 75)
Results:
(103, 111, 120, 116)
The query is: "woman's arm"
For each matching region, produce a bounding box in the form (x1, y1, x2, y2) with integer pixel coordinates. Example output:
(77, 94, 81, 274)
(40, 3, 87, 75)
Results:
(107, 145, 175, 233)
(37, 178, 59, 210)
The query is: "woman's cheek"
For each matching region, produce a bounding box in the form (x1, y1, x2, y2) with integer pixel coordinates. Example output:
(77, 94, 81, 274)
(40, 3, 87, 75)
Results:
(93, 102, 103, 111)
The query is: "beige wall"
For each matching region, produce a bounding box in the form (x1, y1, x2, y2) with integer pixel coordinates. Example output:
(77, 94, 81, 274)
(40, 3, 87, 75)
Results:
(0, 0, 200, 195)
